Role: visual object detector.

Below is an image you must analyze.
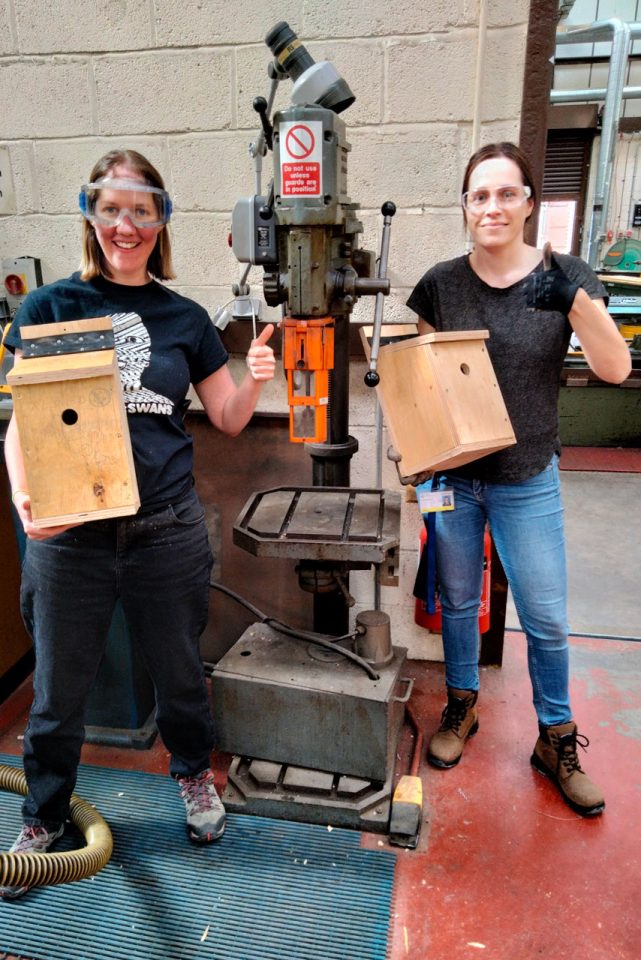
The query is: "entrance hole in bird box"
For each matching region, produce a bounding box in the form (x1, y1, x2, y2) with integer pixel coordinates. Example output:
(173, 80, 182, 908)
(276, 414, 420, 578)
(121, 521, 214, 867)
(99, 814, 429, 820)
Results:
(61, 408, 79, 426)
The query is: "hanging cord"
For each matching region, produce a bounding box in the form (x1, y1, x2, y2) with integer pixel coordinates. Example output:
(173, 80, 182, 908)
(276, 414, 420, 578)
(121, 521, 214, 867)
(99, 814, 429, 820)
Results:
(208, 581, 379, 680)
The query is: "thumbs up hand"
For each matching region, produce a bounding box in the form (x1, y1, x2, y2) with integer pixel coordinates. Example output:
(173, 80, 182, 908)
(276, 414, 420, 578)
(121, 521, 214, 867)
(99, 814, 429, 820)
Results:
(246, 323, 276, 381)
(524, 249, 579, 316)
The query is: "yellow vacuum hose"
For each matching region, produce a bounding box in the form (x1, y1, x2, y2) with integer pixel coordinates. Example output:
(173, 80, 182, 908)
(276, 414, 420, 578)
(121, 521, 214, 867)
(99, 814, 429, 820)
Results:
(0, 763, 113, 889)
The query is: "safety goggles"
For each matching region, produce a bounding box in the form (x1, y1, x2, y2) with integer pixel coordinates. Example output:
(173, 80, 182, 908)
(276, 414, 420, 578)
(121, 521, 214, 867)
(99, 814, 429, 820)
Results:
(79, 177, 173, 228)
(462, 185, 532, 212)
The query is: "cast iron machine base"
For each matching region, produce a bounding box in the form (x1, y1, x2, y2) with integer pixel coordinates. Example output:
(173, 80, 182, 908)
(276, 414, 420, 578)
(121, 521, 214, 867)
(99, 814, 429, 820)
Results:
(212, 622, 410, 832)
(212, 486, 405, 830)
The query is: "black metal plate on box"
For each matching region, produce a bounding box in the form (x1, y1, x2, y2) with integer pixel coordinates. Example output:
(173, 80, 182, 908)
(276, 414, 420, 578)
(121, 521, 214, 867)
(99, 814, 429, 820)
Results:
(23, 329, 115, 358)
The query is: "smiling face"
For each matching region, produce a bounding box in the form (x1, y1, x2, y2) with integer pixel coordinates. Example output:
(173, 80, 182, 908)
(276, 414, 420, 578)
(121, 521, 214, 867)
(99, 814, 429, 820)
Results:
(463, 156, 534, 252)
(91, 164, 163, 285)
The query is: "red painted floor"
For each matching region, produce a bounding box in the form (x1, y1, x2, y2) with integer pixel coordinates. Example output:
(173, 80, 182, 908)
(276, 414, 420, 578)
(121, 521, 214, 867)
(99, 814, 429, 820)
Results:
(372, 634, 641, 960)
(559, 445, 641, 472)
(1, 633, 639, 960)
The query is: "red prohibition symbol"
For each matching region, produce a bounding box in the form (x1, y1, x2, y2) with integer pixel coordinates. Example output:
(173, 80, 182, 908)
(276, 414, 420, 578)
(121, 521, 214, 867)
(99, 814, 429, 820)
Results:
(285, 124, 315, 160)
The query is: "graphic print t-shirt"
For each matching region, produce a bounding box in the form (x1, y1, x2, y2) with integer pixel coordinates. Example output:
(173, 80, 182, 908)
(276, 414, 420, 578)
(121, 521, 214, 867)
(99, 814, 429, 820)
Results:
(6, 273, 228, 508)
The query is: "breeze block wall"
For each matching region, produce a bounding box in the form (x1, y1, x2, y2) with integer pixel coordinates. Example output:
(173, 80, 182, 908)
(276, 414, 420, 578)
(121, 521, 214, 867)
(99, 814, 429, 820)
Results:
(0, 0, 530, 658)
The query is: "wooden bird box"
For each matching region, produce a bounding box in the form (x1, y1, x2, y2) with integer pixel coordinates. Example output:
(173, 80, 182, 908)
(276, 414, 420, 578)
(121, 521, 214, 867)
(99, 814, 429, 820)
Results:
(7, 316, 139, 526)
(361, 326, 515, 481)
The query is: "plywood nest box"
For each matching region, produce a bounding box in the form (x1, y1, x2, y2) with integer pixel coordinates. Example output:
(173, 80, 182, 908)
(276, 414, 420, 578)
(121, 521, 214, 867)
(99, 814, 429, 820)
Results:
(361, 327, 516, 481)
(8, 317, 139, 526)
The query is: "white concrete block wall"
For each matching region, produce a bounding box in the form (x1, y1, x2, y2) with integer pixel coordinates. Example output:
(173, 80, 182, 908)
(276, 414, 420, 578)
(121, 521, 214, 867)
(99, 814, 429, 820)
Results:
(0, 0, 531, 658)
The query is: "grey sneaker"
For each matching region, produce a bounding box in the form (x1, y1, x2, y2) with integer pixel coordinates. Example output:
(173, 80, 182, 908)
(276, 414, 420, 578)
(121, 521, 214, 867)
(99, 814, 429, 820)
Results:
(178, 769, 226, 843)
(0, 823, 65, 901)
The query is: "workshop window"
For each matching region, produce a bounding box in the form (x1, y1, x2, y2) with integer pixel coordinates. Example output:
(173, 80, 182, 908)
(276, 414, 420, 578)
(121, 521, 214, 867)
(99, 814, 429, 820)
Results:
(538, 130, 593, 255)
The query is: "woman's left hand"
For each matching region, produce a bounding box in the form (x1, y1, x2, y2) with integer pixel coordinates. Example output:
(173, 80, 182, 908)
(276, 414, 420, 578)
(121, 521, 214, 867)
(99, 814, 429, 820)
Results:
(246, 323, 276, 381)
(524, 252, 579, 315)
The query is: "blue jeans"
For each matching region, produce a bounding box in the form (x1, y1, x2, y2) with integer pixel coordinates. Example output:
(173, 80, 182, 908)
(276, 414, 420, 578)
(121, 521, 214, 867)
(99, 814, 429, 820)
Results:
(20, 489, 215, 828)
(435, 457, 571, 726)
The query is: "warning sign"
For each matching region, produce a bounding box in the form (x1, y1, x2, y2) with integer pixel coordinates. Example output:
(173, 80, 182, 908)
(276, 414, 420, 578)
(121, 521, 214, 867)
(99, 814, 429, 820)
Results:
(280, 120, 323, 197)
(285, 125, 316, 159)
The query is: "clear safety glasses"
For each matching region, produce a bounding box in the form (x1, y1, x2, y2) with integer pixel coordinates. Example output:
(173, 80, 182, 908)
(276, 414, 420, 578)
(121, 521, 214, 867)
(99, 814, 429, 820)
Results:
(79, 178, 173, 229)
(462, 184, 532, 212)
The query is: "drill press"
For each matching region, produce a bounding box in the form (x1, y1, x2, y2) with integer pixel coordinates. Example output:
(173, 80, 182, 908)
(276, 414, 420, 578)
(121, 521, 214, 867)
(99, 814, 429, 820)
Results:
(212, 22, 407, 831)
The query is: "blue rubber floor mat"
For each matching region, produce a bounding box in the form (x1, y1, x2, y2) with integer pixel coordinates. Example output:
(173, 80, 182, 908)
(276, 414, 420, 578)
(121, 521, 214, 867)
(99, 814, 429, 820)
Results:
(0, 755, 396, 960)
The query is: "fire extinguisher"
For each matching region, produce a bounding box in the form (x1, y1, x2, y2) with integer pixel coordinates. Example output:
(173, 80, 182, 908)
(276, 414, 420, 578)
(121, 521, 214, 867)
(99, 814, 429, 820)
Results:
(415, 526, 492, 633)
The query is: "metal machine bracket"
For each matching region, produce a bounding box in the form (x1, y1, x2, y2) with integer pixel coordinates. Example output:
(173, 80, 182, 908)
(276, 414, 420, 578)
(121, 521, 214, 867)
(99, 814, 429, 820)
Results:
(223, 757, 395, 833)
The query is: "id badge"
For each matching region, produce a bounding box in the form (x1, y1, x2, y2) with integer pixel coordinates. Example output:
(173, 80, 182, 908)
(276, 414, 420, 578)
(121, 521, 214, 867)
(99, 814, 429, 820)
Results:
(418, 487, 455, 515)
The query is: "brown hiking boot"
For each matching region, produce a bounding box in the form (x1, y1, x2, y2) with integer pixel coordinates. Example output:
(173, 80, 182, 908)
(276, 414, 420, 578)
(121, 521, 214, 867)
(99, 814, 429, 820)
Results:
(427, 688, 479, 769)
(531, 721, 605, 816)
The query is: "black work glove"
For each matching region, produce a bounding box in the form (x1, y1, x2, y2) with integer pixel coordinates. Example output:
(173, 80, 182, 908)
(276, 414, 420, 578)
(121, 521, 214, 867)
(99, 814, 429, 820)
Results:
(524, 253, 579, 315)
(387, 445, 433, 487)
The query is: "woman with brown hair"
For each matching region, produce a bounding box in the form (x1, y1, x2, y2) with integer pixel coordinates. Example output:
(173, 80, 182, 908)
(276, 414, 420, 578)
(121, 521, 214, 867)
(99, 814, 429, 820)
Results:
(2, 149, 275, 897)
(407, 142, 630, 817)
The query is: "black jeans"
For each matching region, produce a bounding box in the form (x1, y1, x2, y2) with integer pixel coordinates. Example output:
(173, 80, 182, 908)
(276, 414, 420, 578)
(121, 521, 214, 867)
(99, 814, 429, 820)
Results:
(20, 489, 215, 828)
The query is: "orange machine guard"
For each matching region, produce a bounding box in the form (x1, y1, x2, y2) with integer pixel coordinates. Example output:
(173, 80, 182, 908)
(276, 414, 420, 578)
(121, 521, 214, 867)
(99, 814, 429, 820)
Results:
(282, 317, 335, 443)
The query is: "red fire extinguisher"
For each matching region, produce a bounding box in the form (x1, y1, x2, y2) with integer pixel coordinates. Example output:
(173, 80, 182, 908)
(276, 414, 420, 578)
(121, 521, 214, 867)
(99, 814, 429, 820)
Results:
(415, 526, 492, 633)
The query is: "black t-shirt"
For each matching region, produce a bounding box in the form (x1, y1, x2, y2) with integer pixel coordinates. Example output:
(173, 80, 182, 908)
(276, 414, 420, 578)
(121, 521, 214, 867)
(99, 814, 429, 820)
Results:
(6, 272, 228, 508)
(406, 253, 608, 482)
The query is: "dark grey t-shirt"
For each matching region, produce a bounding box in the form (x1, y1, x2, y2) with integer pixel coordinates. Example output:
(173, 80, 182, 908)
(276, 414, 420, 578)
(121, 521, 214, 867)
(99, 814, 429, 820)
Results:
(406, 253, 607, 483)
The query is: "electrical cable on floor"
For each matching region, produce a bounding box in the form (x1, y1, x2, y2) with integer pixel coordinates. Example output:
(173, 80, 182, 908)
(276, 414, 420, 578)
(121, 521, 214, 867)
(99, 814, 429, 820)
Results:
(405, 702, 424, 779)
(209, 580, 379, 679)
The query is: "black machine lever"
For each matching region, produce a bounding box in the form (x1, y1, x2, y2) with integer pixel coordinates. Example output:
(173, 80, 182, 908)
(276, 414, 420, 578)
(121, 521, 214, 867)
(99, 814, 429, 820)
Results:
(365, 201, 396, 387)
(253, 96, 274, 152)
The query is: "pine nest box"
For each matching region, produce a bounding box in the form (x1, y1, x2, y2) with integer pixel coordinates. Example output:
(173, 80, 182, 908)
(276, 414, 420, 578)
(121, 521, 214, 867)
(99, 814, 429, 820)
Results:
(361, 327, 516, 481)
(8, 317, 139, 526)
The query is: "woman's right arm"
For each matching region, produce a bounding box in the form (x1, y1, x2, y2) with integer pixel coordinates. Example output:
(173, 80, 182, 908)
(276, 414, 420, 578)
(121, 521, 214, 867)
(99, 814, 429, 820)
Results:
(5, 411, 28, 512)
(417, 317, 435, 335)
(407, 270, 436, 336)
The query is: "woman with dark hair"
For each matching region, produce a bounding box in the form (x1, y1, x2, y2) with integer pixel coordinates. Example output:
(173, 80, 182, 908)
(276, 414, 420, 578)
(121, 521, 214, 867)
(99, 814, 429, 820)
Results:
(407, 142, 630, 816)
(2, 150, 276, 897)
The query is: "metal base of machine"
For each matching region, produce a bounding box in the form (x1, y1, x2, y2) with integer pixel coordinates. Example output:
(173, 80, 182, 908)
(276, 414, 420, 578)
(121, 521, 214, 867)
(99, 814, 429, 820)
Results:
(222, 755, 394, 833)
(212, 624, 408, 782)
(213, 619, 409, 832)
(84, 711, 158, 750)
